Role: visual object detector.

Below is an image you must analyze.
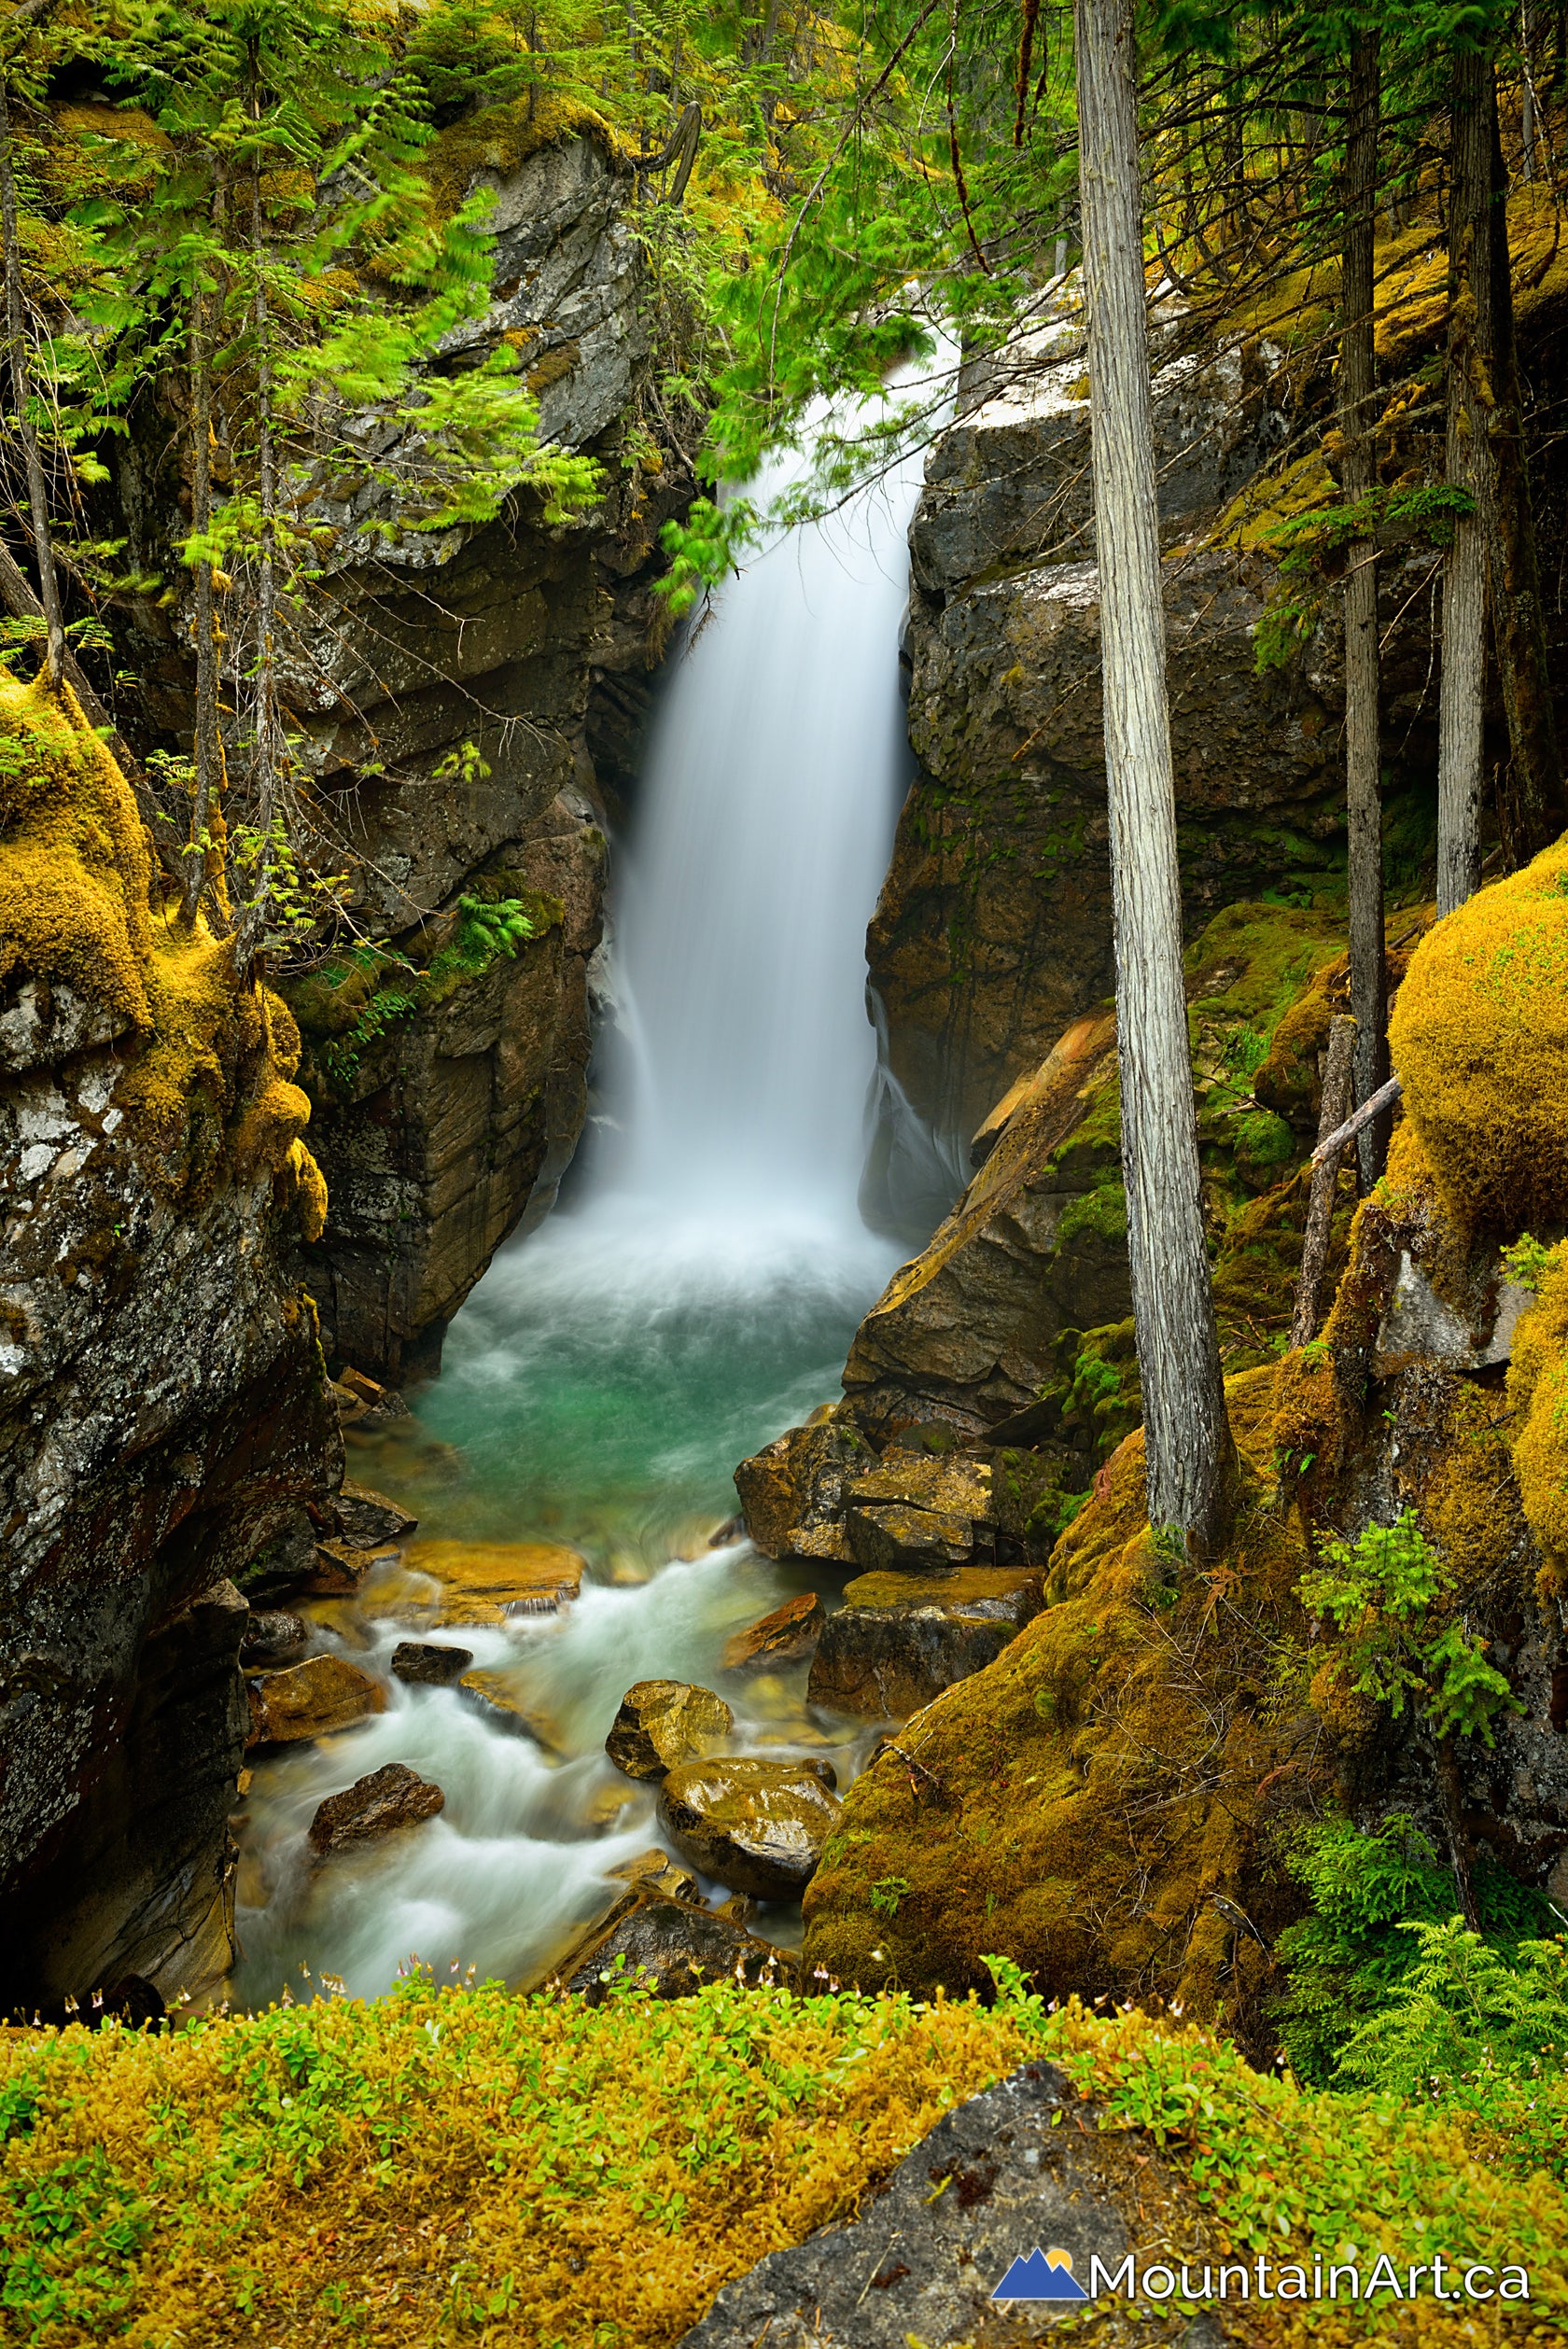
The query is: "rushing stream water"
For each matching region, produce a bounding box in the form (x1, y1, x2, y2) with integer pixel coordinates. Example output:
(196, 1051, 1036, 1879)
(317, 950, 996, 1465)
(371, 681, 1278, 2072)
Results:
(233, 387, 942, 2006)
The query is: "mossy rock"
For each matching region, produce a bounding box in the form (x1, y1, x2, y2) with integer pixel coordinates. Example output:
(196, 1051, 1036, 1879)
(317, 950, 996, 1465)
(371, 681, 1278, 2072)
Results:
(1392, 840, 1568, 1239)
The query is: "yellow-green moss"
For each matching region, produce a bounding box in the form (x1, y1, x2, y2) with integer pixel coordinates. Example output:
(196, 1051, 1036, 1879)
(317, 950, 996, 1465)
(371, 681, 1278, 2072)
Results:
(0, 672, 322, 1217)
(0, 672, 154, 1029)
(283, 1136, 330, 1243)
(1390, 842, 1568, 1241)
(805, 1366, 1311, 2037)
(1506, 1255, 1568, 1600)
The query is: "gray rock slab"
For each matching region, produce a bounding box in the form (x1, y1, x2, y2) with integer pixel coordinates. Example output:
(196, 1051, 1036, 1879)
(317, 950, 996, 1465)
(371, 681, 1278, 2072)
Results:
(678, 2061, 1220, 2345)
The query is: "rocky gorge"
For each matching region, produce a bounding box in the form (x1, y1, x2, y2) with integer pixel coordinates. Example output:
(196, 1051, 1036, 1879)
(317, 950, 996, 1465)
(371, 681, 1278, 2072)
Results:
(5, 97, 1568, 2106)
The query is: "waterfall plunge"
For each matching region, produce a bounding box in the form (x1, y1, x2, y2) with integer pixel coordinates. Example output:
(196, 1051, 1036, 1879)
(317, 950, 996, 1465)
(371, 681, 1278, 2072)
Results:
(614, 434, 924, 1222)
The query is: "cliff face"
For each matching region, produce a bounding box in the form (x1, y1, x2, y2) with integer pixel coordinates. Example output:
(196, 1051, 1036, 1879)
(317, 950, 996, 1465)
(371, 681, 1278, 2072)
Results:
(0, 680, 337, 2012)
(862, 302, 1440, 1228)
(119, 129, 677, 1384)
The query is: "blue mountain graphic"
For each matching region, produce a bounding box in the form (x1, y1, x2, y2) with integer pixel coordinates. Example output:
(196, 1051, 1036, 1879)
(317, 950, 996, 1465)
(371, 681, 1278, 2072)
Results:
(991, 2246, 1090, 2301)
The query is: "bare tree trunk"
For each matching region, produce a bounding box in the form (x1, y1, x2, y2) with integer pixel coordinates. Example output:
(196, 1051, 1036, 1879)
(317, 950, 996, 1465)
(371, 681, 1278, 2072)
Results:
(1290, 1013, 1356, 1348)
(236, 140, 277, 962)
(0, 76, 63, 690)
(1521, 2, 1537, 179)
(1074, 0, 1233, 1552)
(1341, 28, 1390, 1188)
(183, 257, 219, 927)
(1484, 74, 1564, 859)
(1437, 39, 1491, 917)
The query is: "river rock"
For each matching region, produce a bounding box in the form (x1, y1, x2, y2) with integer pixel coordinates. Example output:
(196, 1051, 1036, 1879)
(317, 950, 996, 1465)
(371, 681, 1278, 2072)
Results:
(302, 1538, 399, 1596)
(400, 1538, 586, 1628)
(734, 1414, 875, 1560)
(674, 2062, 1141, 2349)
(806, 1569, 1044, 1720)
(606, 1681, 735, 1781)
(246, 1656, 387, 1747)
(658, 1756, 842, 1900)
(605, 1847, 701, 1900)
(843, 1502, 974, 1573)
(335, 1481, 418, 1548)
(390, 1640, 474, 1685)
(238, 1610, 308, 1670)
(557, 1890, 801, 2003)
(307, 1762, 445, 1854)
(720, 1593, 825, 1672)
(458, 1668, 565, 1752)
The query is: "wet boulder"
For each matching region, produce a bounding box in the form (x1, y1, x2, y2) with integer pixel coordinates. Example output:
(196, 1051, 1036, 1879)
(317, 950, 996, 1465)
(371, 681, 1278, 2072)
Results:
(720, 1592, 825, 1672)
(733, 1413, 875, 1561)
(606, 1680, 735, 1781)
(246, 1655, 386, 1746)
(307, 1762, 445, 1854)
(391, 1640, 474, 1685)
(303, 1538, 399, 1596)
(844, 1502, 973, 1573)
(806, 1568, 1044, 1720)
(238, 1609, 308, 1670)
(556, 1890, 801, 2003)
(658, 1756, 841, 1900)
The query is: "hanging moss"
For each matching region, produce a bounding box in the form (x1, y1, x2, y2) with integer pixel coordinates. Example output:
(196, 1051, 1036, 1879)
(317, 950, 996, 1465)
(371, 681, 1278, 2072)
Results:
(1506, 1254, 1568, 1601)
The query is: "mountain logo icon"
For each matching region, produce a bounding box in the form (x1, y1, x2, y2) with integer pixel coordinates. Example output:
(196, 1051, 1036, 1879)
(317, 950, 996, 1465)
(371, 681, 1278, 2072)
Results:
(991, 2245, 1090, 2301)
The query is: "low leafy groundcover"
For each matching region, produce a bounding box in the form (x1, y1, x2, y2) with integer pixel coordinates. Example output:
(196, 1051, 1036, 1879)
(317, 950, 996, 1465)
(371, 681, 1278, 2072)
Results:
(1, 1966, 1562, 2346)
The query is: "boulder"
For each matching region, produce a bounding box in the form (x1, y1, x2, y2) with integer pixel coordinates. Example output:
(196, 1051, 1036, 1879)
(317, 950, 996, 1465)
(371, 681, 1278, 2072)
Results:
(844, 1503, 973, 1573)
(400, 1538, 586, 1628)
(302, 1538, 399, 1595)
(335, 1481, 418, 1549)
(604, 1847, 700, 1901)
(238, 1610, 308, 1670)
(557, 1890, 801, 2003)
(458, 1668, 565, 1753)
(307, 1762, 445, 1854)
(806, 1569, 1044, 1720)
(674, 2063, 1140, 2349)
(246, 1655, 387, 1747)
(720, 1592, 825, 1672)
(605, 1681, 735, 1781)
(733, 1415, 875, 1560)
(658, 1756, 842, 1901)
(390, 1640, 474, 1685)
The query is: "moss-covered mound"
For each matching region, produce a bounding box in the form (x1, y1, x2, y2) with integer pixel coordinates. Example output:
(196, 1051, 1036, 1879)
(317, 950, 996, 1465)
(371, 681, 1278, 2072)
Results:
(1391, 841, 1568, 1241)
(804, 1366, 1317, 2034)
(2, 1974, 1562, 2347)
(0, 671, 324, 1217)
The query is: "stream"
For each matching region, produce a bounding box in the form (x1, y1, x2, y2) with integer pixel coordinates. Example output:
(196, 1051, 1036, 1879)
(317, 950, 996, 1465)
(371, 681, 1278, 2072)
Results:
(232, 385, 939, 2006)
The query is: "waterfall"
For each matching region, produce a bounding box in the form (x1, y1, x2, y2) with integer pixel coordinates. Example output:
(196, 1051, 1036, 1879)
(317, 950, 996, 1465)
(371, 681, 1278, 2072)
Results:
(613, 430, 926, 1220)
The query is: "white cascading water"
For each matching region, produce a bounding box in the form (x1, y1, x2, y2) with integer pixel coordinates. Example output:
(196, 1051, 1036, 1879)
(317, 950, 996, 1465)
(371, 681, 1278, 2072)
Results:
(233, 362, 949, 2005)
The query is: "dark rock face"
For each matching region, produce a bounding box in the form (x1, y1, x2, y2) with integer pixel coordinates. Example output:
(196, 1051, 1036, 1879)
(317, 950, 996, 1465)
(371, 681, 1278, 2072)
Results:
(275, 135, 685, 1383)
(556, 1888, 801, 2003)
(307, 1763, 445, 1854)
(239, 1611, 308, 1670)
(677, 2062, 1182, 2349)
(867, 305, 1349, 1184)
(390, 1641, 473, 1686)
(658, 1756, 842, 1900)
(0, 1006, 339, 2012)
